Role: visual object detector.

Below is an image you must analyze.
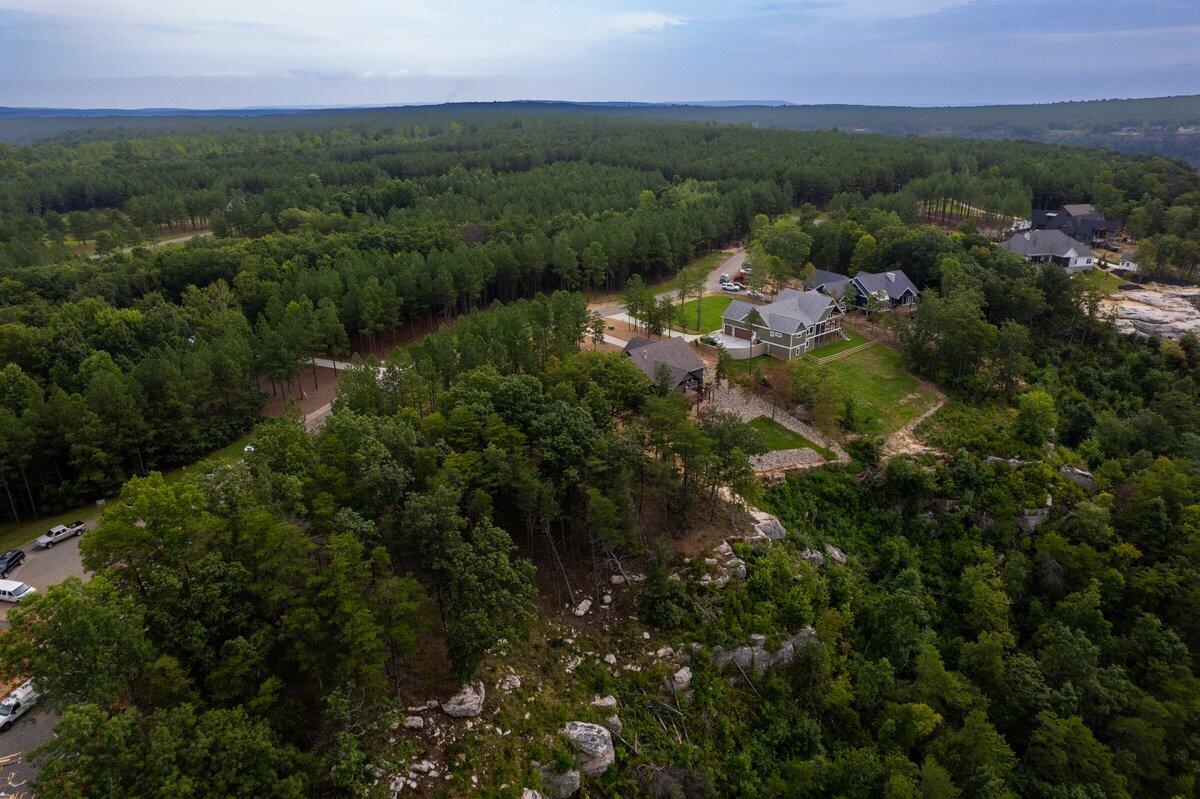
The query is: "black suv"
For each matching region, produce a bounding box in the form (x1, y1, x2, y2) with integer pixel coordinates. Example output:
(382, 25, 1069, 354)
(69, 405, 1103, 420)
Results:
(0, 550, 24, 579)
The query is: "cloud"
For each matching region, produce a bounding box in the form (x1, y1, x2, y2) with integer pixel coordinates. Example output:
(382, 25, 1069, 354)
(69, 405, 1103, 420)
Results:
(609, 11, 686, 33)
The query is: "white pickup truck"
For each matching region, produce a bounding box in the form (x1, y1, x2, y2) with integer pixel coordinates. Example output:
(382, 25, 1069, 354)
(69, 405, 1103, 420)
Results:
(0, 681, 39, 732)
(36, 519, 86, 548)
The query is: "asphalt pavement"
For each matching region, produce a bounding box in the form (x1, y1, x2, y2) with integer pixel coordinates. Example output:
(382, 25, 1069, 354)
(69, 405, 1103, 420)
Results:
(593, 247, 746, 318)
(0, 525, 93, 787)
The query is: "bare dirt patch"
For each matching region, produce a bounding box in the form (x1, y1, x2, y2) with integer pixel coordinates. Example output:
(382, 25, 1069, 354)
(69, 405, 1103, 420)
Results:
(260, 365, 342, 418)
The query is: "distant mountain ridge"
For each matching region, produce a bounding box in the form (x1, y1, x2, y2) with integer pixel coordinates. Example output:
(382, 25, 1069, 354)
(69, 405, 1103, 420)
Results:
(2, 95, 1199, 162)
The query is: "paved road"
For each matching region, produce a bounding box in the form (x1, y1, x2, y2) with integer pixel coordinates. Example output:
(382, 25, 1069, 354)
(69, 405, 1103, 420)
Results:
(90, 229, 213, 260)
(593, 247, 745, 317)
(0, 525, 93, 786)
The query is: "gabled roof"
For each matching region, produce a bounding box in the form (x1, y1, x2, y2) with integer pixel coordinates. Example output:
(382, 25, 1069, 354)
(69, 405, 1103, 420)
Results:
(1061, 203, 1097, 217)
(623, 336, 707, 386)
(723, 288, 836, 335)
(809, 269, 850, 298)
(622, 336, 653, 352)
(1001, 229, 1094, 259)
(851, 270, 918, 301)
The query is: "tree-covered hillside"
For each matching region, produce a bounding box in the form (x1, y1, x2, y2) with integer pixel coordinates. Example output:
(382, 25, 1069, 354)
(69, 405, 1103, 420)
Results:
(4, 95, 1200, 162)
(0, 112, 1199, 798)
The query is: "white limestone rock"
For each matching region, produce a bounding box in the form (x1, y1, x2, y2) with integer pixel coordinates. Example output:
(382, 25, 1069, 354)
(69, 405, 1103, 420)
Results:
(442, 681, 485, 717)
(563, 721, 616, 775)
(664, 666, 692, 693)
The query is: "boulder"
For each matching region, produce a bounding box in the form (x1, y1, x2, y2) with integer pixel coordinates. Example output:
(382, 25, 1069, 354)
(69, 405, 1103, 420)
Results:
(539, 767, 581, 799)
(1060, 465, 1097, 492)
(499, 675, 522, 692)
(522, 790, 547, 799)
(750, 509, 787, 541)
(823, 544, 846, 565)
(403, 715, 425, 729)
(572, 598, 592, 617)
(603, 653, 617, 665)
(563, 721, 616, 775)
(602, 714, 623, 735)
(591, 694, 618, 709)
(441, 681, 485, 717)
(799, 548, 825, 566)
(664, 666, 692, 694)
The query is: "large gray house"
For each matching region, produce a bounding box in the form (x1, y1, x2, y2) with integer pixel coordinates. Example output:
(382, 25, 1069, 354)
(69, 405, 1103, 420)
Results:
(1033, 203, 1119, 247)
(722, 288, 844, 361)
(1001, 229, 1096, 274)
(809, 269, 918, 311)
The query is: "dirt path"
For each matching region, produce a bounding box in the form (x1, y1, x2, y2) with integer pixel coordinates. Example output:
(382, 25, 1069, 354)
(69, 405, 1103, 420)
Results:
(881, 376, 946, 460)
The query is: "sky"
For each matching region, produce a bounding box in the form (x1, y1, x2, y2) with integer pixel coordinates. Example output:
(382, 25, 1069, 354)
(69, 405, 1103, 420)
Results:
(0, 0, 1198, 109)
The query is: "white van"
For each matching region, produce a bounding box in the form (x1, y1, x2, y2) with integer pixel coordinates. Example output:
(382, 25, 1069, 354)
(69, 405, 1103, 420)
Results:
(0, 681, 39, 731)
(0, 580, 36, 603)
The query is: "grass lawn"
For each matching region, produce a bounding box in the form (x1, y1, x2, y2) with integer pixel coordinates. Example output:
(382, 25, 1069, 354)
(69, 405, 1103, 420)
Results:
(833, 345, 938, 437)
(807, 328, 870, 359)
(670, 295, 733, 334)
(1073, 268, 1123, 295)
(0, 431, 254, 553)
(746, 416, 831, 458)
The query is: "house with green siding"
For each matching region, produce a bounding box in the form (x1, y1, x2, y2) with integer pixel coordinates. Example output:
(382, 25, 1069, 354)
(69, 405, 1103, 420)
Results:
(721, 288, 845, 361)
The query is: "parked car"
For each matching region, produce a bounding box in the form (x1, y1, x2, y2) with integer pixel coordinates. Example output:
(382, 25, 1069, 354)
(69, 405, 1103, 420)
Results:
(719, 274, 731, 284)
(36, 519, 85, 549)
(0, 550, 24, 579)
(699, 335, 719, 346)
(0, 580, 35, 603)
(0, 681, 39, 732)
(746, 289, 766, 300)
(721, 283, 741, 292)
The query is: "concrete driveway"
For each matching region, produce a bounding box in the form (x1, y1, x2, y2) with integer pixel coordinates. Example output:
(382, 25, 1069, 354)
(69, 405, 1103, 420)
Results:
(0, 525, 93, 784)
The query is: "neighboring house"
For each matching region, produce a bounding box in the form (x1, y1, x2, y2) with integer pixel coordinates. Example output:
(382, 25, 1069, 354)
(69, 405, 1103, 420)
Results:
(1118, 250, 1140, 272)
(1001, 229, 1096, 274)
(844, 270, 919, 311)
(1032, 203, 1119, 247)
(722, 288, 844, 361)
(808, 269, 851, 308)
(623, 336, 707, 389)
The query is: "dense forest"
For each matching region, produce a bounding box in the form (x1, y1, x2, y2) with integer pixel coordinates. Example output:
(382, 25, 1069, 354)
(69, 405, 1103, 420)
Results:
(1, 112, 1200, 797)
(4, 95, 1200, 163)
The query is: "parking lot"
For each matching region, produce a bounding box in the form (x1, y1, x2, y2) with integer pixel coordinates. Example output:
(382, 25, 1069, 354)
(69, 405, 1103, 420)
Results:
(0, 523, 92, 785)
(0, 531, 90, 626)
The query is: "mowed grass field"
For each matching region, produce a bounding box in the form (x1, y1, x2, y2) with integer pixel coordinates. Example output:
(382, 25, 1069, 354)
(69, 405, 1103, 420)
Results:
(834, 345, 939, 437)
(807, 328, 870, 359)
(670, 295, 733, 333)
(1073, 268, 1123, 295)
(746, 416, 832, 458)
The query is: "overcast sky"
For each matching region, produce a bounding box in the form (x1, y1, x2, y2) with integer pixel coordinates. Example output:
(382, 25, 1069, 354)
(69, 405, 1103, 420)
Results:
(1, 0, 1198, 109)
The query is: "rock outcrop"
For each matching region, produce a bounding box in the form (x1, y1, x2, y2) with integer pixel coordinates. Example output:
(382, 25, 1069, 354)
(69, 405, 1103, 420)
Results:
(1102, 283, 1200, 341)
(1060, 465, 1097, 492)
(563, 721, 616, 775)
(441, 681, 485, 717)
(712, 627, 817, 677)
